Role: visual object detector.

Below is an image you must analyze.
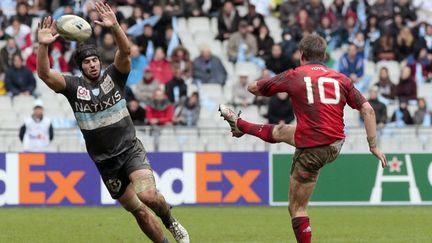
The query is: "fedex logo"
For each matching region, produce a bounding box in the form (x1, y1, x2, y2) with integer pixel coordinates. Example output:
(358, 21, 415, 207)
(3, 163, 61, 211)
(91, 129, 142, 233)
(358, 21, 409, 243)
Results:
(0, 153, 101, 206)
(147, 152, 269, 206)
(0, 152, 269, 207)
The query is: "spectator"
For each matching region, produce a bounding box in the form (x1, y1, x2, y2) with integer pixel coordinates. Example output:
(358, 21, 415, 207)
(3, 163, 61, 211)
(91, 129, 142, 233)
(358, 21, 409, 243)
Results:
(131, 68, 160, 105)
(280, 29, 298, 60)
(391, 99, 414, 126)
(327, 0, 348, 29)
(352, 32, 367, 58)
(127, 6, 144, 27)
(394, 0, 417, 25)
(5, 16, 31, 51)
(267, 92, 295, 125)
(165, 67, 188, 105)
(50, 42, 69, 73)
(370, 0, 394, 24)
(367, 87, 388, 126)
(15, 2, 34, 27)
(231, 72, 255, 107)
(254, 69, 272, 113)
(170, 46, 193, 84)
(135, 24, 159, 59)
(373, 33, 398, 62)
(0, 38, 21, 73)
(413, 97, 429, 125)
(227, 20, 258, 63)
(375, 66, 396, 100)
(97, 32, 117, 69)
(396, 27, 415, 61)
(164, 25, 181, 57)
(316, 14, 340, 51)
(339, 43, 370, 93)
(5, 54, 35, 96)
(249, 0, 274, 17)
(216, 0, 240, 41)
(127, 44, 148, 86)
(173, 92, 201, 126)
(256, 25, 274, 61)
(152, 5, 173, 40)
(25, 44, 41, 73)
(396, 66, 417, 101)
(19, 100, 54, 152)
(389, 13, 405, 38)
(364, 15, 381, 46)
(339, 11, 359, 46)
(192, 46, 227, 86)
(295, 8, 314, 33)
(148, 47, 173, 84)
(127, 99, 146, 125)
(243, 4, 265, 36)
(415, 22, 432, 54)
(146, 89, 174, 126)
(303, 0, 326, 26)
(180, 0, 204, 17)
(407, 48, 430, 85)
(279, 0, 302, 27)
(266, 43, 294, 75)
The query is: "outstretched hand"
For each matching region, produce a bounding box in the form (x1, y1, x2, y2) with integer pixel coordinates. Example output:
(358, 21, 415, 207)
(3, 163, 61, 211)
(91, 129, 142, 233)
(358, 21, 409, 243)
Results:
(370, 147, 387, 168)
(94, 1, 118, 28)
(37, 16, 59, 45)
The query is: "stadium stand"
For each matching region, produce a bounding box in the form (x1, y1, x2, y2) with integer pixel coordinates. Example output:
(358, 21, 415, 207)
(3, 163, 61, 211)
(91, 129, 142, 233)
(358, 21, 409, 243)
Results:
(0, 0, 431, 153)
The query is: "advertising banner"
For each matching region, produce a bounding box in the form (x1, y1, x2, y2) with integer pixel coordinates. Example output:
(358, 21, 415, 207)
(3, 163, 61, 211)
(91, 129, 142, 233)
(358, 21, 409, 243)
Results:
(271, 153, 432, 206)
(0, 152, 269, 207)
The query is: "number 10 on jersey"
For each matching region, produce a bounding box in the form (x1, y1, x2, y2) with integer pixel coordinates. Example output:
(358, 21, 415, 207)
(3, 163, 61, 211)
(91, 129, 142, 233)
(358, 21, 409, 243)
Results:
(304, 77, 341, 104)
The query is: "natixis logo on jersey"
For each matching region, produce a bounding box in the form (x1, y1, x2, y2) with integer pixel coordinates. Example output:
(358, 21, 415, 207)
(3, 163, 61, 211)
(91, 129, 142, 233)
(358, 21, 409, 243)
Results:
(77, 86, 91, 101)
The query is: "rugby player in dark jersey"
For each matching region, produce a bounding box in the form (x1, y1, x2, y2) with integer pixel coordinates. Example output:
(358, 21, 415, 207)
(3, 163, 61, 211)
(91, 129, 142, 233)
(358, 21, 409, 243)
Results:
(219, 34, 387, 243)
(36, 2, 189, 243)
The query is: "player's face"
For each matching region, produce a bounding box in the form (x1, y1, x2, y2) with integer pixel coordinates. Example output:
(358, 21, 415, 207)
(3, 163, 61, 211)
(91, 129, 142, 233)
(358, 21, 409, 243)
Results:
(81, 56, 101, 81)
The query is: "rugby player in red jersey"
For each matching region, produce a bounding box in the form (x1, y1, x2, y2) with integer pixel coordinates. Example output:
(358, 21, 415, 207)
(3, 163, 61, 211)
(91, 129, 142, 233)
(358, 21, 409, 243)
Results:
(219, 34, 387, 243)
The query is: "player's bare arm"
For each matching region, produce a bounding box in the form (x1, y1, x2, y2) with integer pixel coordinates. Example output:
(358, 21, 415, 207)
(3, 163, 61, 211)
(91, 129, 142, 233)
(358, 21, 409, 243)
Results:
(247, 81, 263, 96)
(94, 1, 131, 74)
(37, 16, 66, 92)
(360, 102, 388, 168)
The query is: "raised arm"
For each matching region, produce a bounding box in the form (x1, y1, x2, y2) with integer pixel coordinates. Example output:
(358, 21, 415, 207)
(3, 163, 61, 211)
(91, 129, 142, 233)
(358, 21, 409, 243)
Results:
(360, 102, 388, 168)
(94, 1, 131, 74)
(37, 16, 66, 92)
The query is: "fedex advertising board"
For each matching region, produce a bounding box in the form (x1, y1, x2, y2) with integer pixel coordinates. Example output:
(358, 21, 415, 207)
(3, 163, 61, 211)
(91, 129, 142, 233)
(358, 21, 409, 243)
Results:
(0, 152, 269, 206)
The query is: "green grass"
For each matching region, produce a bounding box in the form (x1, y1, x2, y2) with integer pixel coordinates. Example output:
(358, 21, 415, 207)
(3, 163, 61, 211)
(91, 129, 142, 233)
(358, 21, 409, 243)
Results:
(0, 206, 431, 243)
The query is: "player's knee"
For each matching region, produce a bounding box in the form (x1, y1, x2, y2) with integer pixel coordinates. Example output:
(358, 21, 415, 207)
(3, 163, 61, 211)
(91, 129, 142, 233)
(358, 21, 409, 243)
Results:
(133, 174, 158, 203)
(120, 194, 142, 213)
(293, 170, 317, 184)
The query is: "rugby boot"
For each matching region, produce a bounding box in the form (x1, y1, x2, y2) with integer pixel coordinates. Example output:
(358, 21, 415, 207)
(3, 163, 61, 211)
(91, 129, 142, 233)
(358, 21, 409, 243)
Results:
(218, 104, 244, 138)
(168, 219, 190, 243)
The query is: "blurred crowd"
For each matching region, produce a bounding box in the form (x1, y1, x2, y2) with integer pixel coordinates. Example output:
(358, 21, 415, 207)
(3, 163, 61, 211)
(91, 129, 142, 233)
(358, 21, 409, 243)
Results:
(0, 0, 431, 129)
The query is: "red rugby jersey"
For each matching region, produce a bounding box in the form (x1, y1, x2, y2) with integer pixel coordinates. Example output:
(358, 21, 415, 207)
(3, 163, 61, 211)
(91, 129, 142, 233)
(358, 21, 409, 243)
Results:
(257, 63, 367, 148)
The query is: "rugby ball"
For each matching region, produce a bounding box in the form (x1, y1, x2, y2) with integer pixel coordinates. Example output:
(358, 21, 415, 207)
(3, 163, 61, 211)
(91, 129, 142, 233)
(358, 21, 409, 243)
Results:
(56, 15, 92, 42)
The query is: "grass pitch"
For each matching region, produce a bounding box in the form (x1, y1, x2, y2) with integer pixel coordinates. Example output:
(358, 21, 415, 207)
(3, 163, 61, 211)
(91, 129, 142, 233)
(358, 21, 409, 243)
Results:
(0, 206, 431, 243)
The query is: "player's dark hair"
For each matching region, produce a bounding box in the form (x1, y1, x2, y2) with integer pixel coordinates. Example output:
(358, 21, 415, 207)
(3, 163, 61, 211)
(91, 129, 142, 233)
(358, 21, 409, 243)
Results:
(73, 44, 100, 69)
(298, 34, 327, 62)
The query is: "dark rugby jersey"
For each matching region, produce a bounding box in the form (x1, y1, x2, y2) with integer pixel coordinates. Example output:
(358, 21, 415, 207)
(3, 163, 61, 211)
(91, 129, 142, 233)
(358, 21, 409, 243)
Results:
(58, 64, 135, 162)
(257, 63, 367, 148)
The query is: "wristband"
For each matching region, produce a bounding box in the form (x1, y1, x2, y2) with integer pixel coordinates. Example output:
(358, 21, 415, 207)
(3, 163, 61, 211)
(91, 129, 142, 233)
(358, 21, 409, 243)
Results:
(367, 136, 377, 148)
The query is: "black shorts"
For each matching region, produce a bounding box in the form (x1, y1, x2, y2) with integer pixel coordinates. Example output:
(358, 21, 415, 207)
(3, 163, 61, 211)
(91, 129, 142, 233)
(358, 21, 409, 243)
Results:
(291, 139, 344, 176)
(95, 138, 152, 199)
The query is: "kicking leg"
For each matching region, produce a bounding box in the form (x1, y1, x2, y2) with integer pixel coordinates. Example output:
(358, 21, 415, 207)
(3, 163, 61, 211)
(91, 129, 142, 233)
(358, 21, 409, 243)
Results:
(130, 169, 189, 243)
(118, 184, 167, 243)
(219, 104, 296, 146)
